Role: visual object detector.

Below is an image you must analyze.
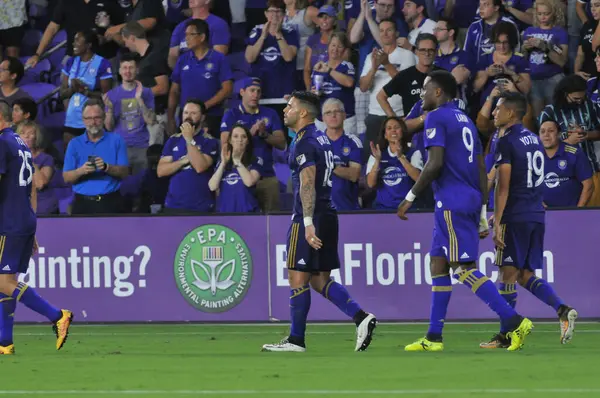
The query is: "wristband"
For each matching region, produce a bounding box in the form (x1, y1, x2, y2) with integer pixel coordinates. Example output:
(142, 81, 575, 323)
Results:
(103, 163, 109, 172)
(480, 204, 487, 219)
(303, 217, 313, 227)
(405, 190, 416, 202)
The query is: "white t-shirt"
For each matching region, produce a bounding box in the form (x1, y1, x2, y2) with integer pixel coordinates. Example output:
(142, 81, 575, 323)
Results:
(361, 47, 417, 116)
(366, 147, 424, 174)
(408, 18, 437, 47)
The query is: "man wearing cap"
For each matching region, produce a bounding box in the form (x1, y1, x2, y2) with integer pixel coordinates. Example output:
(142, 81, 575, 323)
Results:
(399, 0, 437, 51)
(220, 77, 287, 212)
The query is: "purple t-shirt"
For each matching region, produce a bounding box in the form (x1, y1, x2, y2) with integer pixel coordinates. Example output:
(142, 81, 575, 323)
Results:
(34, 152, 58, 215)
(306, 33, 329, 70)
(171, 49, 233, 116)
(523, 26, 568, 80)
(476, 52, 530, 106)
(313, 61, 356, 117)
(106, 85, 155, 148)
(216, 160, 262, 213)
(170, 15, 231, 51)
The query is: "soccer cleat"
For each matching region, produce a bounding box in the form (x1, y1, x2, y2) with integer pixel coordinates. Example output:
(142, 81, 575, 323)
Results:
(52, 309, 73, 350)
(355, 313, 377, 352)
(506, 317, 533, 351)
(0, 345, 14, 355)
(479, 333, 511, 349)
(404, 337, 444, 352)
(261, 338, 306, 352)
(559, 307, 578, 344)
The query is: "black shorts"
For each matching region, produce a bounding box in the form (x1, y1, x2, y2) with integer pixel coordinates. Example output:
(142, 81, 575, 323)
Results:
(286, 212, 341, 274)
(64, 126, 86, 137)
(0, 24, 26, 48)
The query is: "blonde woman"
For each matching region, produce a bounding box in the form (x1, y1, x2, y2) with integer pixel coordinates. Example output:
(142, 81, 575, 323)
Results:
(522, 0, 568, 120)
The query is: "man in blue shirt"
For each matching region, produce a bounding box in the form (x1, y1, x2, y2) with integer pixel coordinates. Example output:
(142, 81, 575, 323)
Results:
(158, 99, 219, 213)
(169, 19, 233, 139)
(486, 93, 578, 349)
(397, 71, 532, 352)
(63, 99, 130, 214)
(220, 77, 287, 212)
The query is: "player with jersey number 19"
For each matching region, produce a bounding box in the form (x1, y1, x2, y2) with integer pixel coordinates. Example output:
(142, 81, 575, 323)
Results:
(261, 91, 377, 353)
(0, 101, 73, 355)
(396, 71, 533, 352)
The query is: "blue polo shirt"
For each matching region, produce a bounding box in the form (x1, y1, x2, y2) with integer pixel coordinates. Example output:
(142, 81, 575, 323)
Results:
(63, 131, 129, 196)
(171, 49, 233, 116)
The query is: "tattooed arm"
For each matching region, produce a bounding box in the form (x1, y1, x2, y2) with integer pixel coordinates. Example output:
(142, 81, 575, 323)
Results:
(299, 165, 316, 219)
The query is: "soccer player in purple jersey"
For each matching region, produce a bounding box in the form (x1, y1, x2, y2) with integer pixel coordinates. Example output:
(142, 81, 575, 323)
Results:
(480, 92, 578, 349)
(261, 92, 376, 353)
(0, 101, 73, 355)
(397, 71, 533, 352)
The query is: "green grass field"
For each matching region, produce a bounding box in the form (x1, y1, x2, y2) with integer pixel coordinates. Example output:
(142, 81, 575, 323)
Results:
(1, 322, 599, 398)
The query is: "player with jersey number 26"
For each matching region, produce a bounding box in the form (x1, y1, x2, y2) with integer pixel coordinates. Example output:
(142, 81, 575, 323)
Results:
(261, 91, 377, 353)
(396, 71, 533, 352)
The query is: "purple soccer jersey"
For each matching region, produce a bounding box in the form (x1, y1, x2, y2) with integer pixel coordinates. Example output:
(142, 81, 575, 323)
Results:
(170, 15, 231, 51)
(33, 152, 58, 215)
(330, 133, 362, 211)
(542, 142, 593, 207)
(313, 61, 356, 117)
(522, 26, 568, 80)
(215, 160, 262, 213)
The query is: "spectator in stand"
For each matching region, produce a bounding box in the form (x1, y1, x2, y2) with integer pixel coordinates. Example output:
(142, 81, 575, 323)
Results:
(464, 0, 521, 65)
(168, 0, 231, 70)
(473, 22, 531, 107)
(360, 18, 416, 153)
(60, 30, 113, 149)
(504, 0, 535, 30)
(366, 116, 422, 209)
(166, 0, 191, 28)
(0, 0, 27, 58)
(0, 57, 31, 106)
(322, 98, 363, 210)
(378, 33, 439, 118)
(311, 32, 357, 136)
(158, 99, 219, 213)
(11, 98, 37, 125)
(121, 21, 170, 145)
(284, 0, 319, 90)
(539, 74, 600, 206)
(245, 0, 299, 101)
(25, 0, 124, 69)
(400, 0, 437, 51)
(168, 19, 233, 139)
(18, 121, 59, 215)
(575, 0, 600, 79)
(304, 6, 341, 90)
(540, 119, 594, 207)
(63, 99, 130, 215)
(209, 124, 262, 213)
(104, 53, 156, 175)
(522, 0, 568, 120)
(443, 0, 479, 46)
(586, 48, 600, 103)
(220, 78, 286, 213)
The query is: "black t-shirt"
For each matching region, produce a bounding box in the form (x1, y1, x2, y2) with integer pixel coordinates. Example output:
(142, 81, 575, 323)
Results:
(121, 0, 170, 49)
(383, 65, 442, 117)
(52, 0, 125, 59)
(580, 20, 598, 76)
(137, 43, 170, 113)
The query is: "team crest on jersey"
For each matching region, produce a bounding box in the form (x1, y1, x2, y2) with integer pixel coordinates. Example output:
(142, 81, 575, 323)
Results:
(451, 56, 459, 65)
(343, 146, 350, 155)
(558, 160, 567, 170)
(262, 117, 270, 125)
(426, 128, 436, 139)
(296, 154, 306, 165)
(206, 63, 214, 71)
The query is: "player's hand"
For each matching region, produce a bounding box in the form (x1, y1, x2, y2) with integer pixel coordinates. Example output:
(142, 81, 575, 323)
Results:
(478, 206, 490, 239)
(32, 236, 39, 255)
(397, 199, 412, 220)
(94, 157, 106, 171)
(305, 225, 322, 250)
(493, 224, 505, 249)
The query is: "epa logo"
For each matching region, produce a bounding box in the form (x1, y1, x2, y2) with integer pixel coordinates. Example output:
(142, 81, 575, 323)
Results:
(174, 225, 253, 313)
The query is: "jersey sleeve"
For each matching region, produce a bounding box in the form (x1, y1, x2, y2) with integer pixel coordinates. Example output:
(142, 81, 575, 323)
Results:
(161, 138, 175, 158)
(212, 18, 231, 47)
(220, 110, 235, 133)
(0, 140, 8, 175)
(98, 59, 113, 80)
(360, 54, 373, 78)
(365, 155, 377, 174)
(575, 147, 594, 182)
(494, 136, 512, 167)
(170, 22, 184, 48)
(246, 26, 262, 46)
(294, 138, 317, 173)
(218, 56, 234, 83)
(348, 135, 363, 164)
(423, 111, 447, 149)
(383, 72, 403, 97)
(63, 141, 78, 172)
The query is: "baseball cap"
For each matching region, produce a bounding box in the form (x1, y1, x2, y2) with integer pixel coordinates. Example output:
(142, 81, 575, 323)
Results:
(241, 77, 262, 89)
(318, 5, 337, 17)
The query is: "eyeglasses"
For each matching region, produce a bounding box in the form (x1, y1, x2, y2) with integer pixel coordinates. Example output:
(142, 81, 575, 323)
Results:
(266, 9, 284, 15)
(433, 27, 448, 32)
(417, 49, 436, 55)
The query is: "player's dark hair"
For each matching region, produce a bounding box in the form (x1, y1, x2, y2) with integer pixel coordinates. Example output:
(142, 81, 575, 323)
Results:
(227, 122, 256, 168)
(378, 116, 410, 155)
(5, 56, 24, 84)
(184, 98, 207, 115)
(121, 21, 147, 40)
(291, 91, 321, 119)
(491, 21, 518, 51)
(415, 33, 437, 49)
(77, 29, 99, 54)
(0, 100, 12, 122)
(427, 70, 458, 100)
(437, 17, 457, 38)
(119, 52, 139, 65)
(12, 97, 38, 121)
(379, 18, 398, 33)
(499, 92, 528, 120)
(553, 74, 587, 110)
(186, 18, 210, 43)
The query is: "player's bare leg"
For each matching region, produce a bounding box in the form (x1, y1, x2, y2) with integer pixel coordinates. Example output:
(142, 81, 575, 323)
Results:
(405, 256, 449, 352)
(0, 273, 73, 351)
(262, 270, 310, 352)
(517, 270, 577, 344)
(310, 272, 377, 352)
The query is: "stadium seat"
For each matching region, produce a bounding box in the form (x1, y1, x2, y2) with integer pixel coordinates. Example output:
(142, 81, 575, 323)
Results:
(20, 57, 51, 85)
(54, 187, 74, 215)
(228, 52, 251, 75)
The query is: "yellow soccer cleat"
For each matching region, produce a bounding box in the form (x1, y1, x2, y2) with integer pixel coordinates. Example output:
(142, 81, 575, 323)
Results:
(506, 317, 533, 351)
(405, 337, 444, 352)
(0, 345, 14, 355)
(53, 309, 74, 350)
